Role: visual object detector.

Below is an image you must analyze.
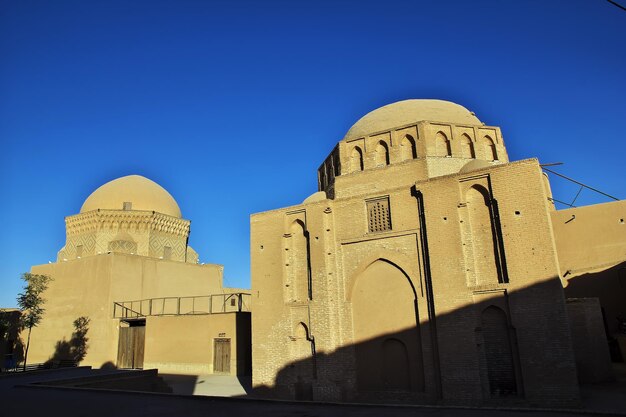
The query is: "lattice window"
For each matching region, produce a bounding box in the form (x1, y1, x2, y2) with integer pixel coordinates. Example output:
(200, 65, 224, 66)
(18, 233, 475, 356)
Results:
(367, 197, 391, 233)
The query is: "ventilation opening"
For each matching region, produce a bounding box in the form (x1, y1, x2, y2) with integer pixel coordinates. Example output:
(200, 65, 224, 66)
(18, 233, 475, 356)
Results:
(367, 197, 392, 233)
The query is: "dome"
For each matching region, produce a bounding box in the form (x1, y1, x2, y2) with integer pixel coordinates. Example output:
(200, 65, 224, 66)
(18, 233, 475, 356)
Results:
(80, 175, 182, 218)
(343, 99, 482, 142)
(459, 160, 492, 174)
(302, 191, 327, 204)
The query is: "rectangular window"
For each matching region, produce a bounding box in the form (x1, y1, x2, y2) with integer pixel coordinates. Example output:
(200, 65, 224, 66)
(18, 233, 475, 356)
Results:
(163, 246, 172, 260)
(367, 197, 392, 233)
(76, 245, 83, 258)
(123, 201, 132, 210)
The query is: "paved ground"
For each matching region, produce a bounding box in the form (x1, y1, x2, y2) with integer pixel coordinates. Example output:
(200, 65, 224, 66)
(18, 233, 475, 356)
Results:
(161, 373, 251, 396)
(0, 366, 624, 417)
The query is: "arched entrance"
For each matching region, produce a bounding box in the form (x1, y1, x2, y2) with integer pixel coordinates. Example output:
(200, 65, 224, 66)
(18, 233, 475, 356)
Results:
(351, 259, 424, 392)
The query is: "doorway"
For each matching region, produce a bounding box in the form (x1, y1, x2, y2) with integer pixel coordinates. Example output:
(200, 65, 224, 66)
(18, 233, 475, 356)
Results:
(213, 338, 231, 373)
(117, 320, 145, 369)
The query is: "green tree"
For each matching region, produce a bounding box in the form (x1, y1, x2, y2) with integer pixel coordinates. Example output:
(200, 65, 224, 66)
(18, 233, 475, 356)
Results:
(17, 273, 53, 371)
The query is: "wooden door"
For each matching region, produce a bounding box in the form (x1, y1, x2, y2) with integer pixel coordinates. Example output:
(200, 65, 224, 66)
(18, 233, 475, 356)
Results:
(117, 324, 145, 369)
(213, 338, 231, 373)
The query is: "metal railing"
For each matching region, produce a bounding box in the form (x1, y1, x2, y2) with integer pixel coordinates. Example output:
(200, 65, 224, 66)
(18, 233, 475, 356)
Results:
(113, 293, 250, 319)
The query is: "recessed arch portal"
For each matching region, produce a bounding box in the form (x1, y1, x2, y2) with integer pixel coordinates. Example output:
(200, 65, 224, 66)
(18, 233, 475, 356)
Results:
(351, 258, 424, 392)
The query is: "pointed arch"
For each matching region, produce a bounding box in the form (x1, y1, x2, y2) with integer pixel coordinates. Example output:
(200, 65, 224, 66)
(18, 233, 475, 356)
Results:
(351, 258, 424, 392)
(435, 131, 451, 157)
(484, 136, 498, 160)
(375, 141, 390, 166)
(290, 321, 315, 393)
(286, 220, 309, 302)
(465, 185, 499, 285)
(400, 134, 417, 161)
(294, 322, 310, 339)
(350, 146, 364, 172)
(346, 254, 418, 301)
(460, 133, 475, 158)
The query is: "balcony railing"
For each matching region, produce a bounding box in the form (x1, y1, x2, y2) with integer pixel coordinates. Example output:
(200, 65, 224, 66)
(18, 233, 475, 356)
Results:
(113, 293, 250, 319)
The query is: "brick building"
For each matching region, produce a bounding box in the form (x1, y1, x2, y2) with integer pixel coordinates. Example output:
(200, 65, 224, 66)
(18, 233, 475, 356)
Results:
(250, 99, 623, 406)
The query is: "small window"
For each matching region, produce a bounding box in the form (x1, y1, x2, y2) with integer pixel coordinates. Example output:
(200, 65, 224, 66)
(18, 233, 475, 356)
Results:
(367, 197, 392, 233)
(123, 201, 132, 211)
(76, 245, 83, 258)
(163, 246, 172, 260)
(230, 297, 237, 307)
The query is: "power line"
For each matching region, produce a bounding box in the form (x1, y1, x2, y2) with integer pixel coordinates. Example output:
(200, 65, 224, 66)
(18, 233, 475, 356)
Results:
(607, 0, 626, 12)
(542, 167, 619, 201)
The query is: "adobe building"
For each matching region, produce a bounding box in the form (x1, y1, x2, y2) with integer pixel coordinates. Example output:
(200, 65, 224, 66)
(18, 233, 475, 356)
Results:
(26, 175, 251, 376)
(250, 99, 625, 406)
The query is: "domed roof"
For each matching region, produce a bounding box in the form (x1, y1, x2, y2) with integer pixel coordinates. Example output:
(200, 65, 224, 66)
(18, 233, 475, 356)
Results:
(459, 160, 492, 174)
(80, 175, 182, 218)
(343, 99, 482, 142)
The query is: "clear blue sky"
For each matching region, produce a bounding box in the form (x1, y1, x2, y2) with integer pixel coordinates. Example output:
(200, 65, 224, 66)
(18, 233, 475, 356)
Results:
(1, 0, 624, 307)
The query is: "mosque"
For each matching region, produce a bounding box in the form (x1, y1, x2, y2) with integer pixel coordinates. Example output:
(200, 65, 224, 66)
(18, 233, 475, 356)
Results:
(5, 99, 624, 409)
(25, 175, 251, 375)
(250, 99, 625, 407)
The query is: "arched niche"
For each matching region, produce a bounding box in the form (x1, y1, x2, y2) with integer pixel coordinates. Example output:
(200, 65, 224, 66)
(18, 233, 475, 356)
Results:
(400, 134, 417, 161)
(290, 321, 315, 399)
(351, 259, 424, 392)
(460, 134, 475, 158)
(466, 185, 499, 286)
(375, 141, 390, 166)
(286, 220, 309, 302)
(350, 146, 364, 172)
(483, 136, 498, 161)
(435, 131, 451, 157)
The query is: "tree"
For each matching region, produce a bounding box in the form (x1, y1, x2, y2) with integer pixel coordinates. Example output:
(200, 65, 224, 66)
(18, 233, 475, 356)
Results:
(17, 273, 53, 371)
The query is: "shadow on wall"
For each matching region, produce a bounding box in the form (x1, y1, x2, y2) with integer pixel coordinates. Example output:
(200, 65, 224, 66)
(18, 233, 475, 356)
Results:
(0, 310, 24, 371)
(249, 271, 623, 408)
(564, 260, 626, 361)
(100, 361, 118, 370)
(46, 316, 91, 366)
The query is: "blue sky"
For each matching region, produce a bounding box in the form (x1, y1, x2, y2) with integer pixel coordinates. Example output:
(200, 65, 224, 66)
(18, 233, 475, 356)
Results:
(1, 0, 624, 307)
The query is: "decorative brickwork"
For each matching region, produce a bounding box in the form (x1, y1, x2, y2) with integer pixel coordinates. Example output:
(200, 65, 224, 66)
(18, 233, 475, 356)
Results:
(58, 209, 195, 263)
(252, 100, 581, 408)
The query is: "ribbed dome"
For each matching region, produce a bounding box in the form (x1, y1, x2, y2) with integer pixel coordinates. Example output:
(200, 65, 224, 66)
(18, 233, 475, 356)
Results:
(343, 99, 482, 142)
(80, 175, 182, 218)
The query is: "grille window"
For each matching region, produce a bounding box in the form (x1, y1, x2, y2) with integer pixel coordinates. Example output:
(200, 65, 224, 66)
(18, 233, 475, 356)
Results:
(367, 197, 391, 233)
